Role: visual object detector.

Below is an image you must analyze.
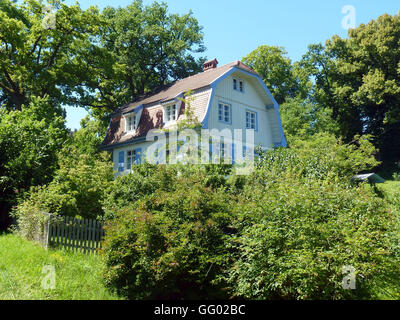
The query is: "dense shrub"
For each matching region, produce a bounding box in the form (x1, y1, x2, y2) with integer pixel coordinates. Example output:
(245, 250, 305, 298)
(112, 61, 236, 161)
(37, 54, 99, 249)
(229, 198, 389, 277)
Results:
(0, 97, 68, 230)
(101, 133, 398, 300)
(102, 163, 178, 220)
(102, 163, 233, 220)
(224, 169, 400, 299)
(14, 149, 113, 222)
(13, 118, 114, 238)
(102, 165, 236, 299)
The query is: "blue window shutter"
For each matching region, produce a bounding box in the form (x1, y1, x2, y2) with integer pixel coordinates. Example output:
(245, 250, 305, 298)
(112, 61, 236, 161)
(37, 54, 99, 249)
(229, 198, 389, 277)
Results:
(135, 148, 142, 164)
(118, 151, 125, 172)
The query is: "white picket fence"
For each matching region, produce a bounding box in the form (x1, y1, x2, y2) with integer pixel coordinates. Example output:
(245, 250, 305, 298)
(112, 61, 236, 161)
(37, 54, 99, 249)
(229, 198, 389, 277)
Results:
(43, 215, 105, 254)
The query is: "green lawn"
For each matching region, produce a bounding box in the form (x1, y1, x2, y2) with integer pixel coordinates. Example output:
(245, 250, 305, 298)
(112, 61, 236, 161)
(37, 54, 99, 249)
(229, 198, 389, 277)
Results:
(378, 180, 400, 201)
(0, 233, 121, 300)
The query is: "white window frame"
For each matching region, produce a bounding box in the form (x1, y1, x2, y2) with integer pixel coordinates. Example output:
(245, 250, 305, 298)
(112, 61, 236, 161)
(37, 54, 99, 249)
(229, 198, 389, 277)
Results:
(233, 78, 244, 93)
(246, 110, 257, 130)
(239, 80, 244, 92)
(125, 113, 137, 132)
(163, 103, 177, 123)
(126, 149, 136, 170)
(218, 102, 231, 124)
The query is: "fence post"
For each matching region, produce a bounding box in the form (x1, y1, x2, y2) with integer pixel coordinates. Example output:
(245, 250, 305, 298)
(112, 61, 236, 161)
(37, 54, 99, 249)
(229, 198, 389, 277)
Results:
(42, 212, 51, 250)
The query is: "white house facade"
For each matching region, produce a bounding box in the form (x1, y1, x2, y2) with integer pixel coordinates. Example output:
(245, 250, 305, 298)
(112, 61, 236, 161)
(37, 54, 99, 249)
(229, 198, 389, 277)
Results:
(100, 59, 287, 174)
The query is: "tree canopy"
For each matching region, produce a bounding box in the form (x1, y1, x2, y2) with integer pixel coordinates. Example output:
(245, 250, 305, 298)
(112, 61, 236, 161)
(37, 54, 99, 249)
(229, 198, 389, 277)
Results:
(242, 45, 308, 104)
(300, 13, 400, 163)
(0, 0, 102, 110)
(0, 0, 206, 119)
(88, 0, 205, 117)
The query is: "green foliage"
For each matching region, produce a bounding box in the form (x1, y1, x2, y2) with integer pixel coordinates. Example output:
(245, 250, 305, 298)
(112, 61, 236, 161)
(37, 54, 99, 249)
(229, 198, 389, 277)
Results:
(13, 118, 114, 232)
(102, 163, 177, 220)
(242, 45, 306, 104)
(225, 170, 400, 299)
(89, 0, 206, 118)
(49, 148, 114, 219)
(287, 133, 380, 179)
(299, 13, 400, 163)
(0, 96, 68, 201)
(0, 0, 102, 110)
(71, 116, 109, 156)
(102, 165, 235, 299)
(0, 0, 205, 121)
(101, 135, 394, 300)
(279, 96, 337, 137)
(259, 132, 379, 180)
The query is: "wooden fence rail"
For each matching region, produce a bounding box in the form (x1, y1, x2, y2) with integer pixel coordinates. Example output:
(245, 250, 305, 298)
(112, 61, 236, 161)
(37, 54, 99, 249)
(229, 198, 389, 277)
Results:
(44, 215, 104, 254)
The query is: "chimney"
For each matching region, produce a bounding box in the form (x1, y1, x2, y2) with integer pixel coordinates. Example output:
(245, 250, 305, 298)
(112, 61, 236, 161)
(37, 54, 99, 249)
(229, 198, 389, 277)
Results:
(203, 58, 218, 71)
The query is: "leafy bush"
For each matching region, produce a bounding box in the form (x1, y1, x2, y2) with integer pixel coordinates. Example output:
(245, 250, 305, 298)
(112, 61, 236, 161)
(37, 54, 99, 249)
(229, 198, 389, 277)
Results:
(14, 149, 113, 222)
(100, 133, 395, 300)
(102, 163, 177, 220)
(102, 163, 233, 220)
(273, 133, 379, 179)
(0, 97, 68, 221)
(13, 118, 114, 238)
(224, 166, 400, 299)
(102, 165, 235, 299)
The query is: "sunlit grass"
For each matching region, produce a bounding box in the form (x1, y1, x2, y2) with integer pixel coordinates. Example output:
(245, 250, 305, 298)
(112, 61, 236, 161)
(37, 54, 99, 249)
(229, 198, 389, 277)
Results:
(0, 233, 121, 300)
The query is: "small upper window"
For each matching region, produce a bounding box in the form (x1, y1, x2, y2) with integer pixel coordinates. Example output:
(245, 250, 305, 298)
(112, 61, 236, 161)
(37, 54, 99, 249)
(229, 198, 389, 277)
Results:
(233, 78, 244, 92)
(218, 103, 231, 123)
(164, 104, 177, 123)
(125, 114, 136, 132)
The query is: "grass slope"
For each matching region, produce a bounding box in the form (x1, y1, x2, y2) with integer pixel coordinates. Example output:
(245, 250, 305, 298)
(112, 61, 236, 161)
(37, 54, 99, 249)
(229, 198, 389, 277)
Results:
(0, 233, 120, 300)
(379, 180, 400, 200)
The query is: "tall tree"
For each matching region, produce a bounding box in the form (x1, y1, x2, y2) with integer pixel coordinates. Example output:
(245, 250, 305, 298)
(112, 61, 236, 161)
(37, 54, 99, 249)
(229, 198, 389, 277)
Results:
(301, 13, 400, 163)
(0, 96, 68, 230)
(242, 45, 305, 104)
(0, 0, 102, 111)
(87, 0, 206, 118)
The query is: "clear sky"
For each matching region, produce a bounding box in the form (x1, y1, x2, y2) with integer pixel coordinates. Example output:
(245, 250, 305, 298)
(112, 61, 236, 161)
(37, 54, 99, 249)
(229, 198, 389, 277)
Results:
(64, 0, 400, 130)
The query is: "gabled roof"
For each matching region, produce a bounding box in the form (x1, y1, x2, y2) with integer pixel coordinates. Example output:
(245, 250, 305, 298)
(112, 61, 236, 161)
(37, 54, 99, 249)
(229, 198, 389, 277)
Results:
(101, 61, 264, 149)
(118, 61, 258, 114)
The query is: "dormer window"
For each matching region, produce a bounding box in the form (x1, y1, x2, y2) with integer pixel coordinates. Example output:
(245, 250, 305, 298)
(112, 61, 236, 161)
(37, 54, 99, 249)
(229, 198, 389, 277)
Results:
(125, 113, 137, 132)
(164, 104, 177, 123)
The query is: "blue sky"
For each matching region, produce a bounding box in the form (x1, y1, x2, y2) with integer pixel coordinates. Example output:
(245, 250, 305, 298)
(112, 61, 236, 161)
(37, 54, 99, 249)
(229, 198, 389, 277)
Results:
(64, 0, 400, 130)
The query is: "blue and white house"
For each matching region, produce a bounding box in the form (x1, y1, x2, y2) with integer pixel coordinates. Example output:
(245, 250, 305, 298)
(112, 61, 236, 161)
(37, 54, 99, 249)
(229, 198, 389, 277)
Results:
(101, 59, 287, 173)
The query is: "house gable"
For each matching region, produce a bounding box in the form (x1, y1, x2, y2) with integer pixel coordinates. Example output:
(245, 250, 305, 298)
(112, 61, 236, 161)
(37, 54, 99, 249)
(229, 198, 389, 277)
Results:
(101, 60, 287, 151)
(202, 67, 287, 148)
